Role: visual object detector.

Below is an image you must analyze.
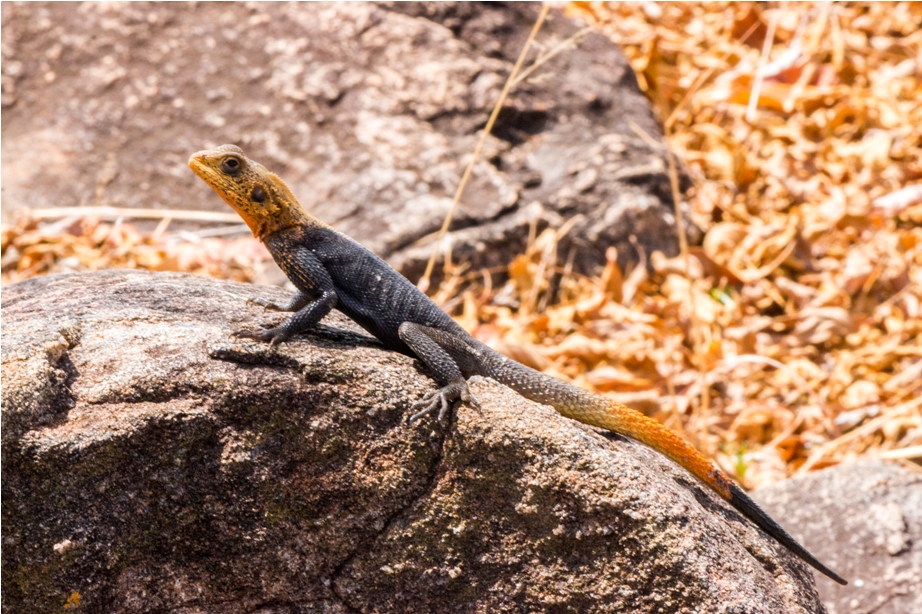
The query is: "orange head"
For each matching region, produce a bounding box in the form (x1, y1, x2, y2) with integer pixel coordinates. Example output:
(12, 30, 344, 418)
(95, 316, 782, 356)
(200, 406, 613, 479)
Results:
(188, 144, 312, 238)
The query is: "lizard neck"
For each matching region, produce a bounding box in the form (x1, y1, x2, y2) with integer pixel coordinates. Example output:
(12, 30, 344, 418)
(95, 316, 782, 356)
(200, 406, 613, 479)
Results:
(251, 172, 320, 238)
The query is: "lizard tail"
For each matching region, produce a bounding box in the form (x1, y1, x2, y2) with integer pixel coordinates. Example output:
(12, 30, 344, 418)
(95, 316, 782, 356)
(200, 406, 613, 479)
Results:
(484, 354, 847, 585)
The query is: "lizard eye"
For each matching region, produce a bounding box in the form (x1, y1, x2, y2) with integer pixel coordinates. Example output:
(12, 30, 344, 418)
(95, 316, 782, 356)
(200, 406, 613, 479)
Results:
(221, 156, 242, 175)
(251, 186, 267, 203)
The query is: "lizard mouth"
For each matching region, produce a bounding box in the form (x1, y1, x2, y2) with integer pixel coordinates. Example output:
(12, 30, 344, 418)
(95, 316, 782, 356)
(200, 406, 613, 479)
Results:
(188, 152, 217, 181)
(188, 151, 236, 201)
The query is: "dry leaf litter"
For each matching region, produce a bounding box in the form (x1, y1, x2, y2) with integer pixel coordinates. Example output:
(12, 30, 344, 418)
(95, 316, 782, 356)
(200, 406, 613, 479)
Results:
(2, 2, 920, 488)
(2, 214, 271, 285)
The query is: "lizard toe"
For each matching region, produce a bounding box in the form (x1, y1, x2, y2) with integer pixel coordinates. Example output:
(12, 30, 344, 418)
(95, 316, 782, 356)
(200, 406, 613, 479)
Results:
(230, 327, 262, 340)
(408, 381, 471, 424)
(232, 326, 290, 346)
(459, 383, 481, 412)
(246, 297, 291, 312)
(410, 391, 437, 410)
(408, 392, 441, 423)
(436, 393, 452, 425)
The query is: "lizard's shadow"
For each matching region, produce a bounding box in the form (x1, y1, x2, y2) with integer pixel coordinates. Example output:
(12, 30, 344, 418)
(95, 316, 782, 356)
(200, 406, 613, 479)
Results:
(208, 321, 385, 368)
(304, 323, 386, 350)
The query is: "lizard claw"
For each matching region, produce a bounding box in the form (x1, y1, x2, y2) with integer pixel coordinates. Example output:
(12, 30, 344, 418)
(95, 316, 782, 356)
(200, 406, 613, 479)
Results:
(231, 326, 291, 347)
(408, 380, 477, 425)
(246, 297, 286, 312)
(409, 391, 448, 424)
(465, 391, 482, 413)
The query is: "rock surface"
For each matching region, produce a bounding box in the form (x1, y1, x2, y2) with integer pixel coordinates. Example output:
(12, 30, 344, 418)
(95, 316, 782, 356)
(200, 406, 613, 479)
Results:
(1, 2, 687, 278)
(754, 459, 922, 614)
(1, 270, 825, 613)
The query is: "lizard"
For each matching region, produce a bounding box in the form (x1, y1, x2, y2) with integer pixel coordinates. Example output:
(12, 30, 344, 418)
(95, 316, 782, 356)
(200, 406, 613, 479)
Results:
(189, 144, 847, 585)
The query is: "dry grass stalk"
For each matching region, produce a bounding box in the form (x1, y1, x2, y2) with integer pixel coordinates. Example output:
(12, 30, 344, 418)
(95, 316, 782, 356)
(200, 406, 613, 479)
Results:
(418, 3, 552, 292)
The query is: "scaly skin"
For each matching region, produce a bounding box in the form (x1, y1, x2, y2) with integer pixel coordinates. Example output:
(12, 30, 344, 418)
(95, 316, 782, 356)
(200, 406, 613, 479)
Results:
(189, 145, 847, 585)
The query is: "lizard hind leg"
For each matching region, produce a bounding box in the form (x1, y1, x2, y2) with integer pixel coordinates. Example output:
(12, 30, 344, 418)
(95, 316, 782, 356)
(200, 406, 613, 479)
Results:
(398, 322, 480, 425)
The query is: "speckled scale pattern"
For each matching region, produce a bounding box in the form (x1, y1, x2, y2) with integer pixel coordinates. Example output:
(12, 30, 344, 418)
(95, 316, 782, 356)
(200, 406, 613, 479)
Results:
(264, 224, 469, 357)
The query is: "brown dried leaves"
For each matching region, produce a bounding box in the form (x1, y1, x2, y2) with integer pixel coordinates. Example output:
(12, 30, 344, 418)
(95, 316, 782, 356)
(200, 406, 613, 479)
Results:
(1, 212, 271, 284)
(465, 2, 922, 483)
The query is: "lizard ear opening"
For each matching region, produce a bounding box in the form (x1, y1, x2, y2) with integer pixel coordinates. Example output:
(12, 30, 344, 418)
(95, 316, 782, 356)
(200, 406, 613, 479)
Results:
(251, 185, 267, 203)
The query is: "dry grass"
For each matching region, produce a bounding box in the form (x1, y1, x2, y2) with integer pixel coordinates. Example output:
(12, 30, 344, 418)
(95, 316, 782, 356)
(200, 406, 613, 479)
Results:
(3, 2, 920, 487)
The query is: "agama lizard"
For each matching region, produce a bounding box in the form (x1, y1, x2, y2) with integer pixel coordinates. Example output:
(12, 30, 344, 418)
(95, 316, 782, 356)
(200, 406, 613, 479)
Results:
(189, 144, 846, 585)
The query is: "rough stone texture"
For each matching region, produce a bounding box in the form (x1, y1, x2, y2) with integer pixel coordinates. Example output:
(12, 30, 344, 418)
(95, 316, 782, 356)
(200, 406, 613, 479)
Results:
(0, 270, 826, 613)
(1, 2, 687, 279)
(754, 460, 922, 614)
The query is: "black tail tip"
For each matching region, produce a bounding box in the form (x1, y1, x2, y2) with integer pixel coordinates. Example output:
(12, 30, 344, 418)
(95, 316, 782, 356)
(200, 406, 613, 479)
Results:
(728, 484, 847, 585)
(827, 572, 848, 586)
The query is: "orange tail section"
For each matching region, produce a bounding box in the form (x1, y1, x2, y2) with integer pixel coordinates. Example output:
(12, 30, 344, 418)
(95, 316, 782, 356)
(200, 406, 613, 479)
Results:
(559, 398, 734, 499)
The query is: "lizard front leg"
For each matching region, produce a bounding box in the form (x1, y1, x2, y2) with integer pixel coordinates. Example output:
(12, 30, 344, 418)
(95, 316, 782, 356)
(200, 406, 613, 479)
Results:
(234, 290, 336, 346)
(234, 246, 337, 346)
(398, 322, 480, 424)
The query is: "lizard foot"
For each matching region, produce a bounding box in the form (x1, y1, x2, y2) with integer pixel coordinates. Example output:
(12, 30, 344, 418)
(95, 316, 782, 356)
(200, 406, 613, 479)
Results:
(231, 326, 291, 347)
(246, 297, 289, 312)
(408, 380, 480, 425)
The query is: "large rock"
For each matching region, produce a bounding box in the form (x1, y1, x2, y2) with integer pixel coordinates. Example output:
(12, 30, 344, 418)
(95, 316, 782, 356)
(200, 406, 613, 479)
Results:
(1, 271, 825, 613)
(755, 460, 922, 614)
(1, 2, 686, 278)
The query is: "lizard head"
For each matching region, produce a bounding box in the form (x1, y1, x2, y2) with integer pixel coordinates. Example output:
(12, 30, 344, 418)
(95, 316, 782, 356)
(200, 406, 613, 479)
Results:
(189, 144, 312, 238)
